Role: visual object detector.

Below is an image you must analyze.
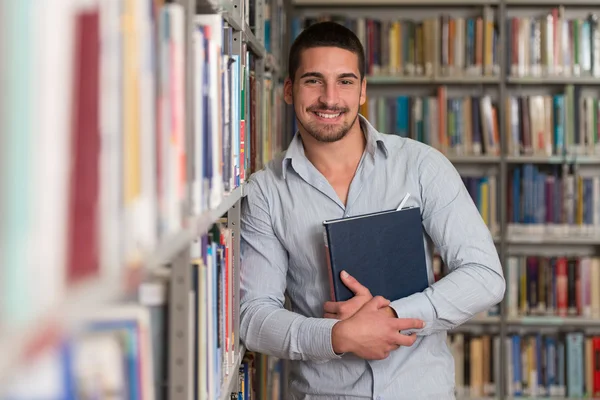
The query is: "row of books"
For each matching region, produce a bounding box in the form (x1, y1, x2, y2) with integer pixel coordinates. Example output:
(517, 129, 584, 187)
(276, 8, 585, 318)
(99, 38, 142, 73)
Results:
(506, 255, 600, 318)
(462, 175, 499, 236)
(236, 353, 286, 400)
(1, 281, 168, 400)
(361, 90, 500, 157)
(507, 164, 600, 236)
(0, 0, 287, 335)
(507, 89, 600, 158)
(1, 222, 285, 400)
(291, 12, 500, 78)
(448, 332, 600, 399)
(447, 333, 499, 398)
(1, 0, 178, 336)
(508, 10, 600, 79)
(506, 332, 600, 398)
(191, 224, 237, 400)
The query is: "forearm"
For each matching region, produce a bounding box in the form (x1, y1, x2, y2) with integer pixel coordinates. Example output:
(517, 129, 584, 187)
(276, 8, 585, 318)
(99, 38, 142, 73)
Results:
(390, 260, 505, 335)
(400, 147, 506, 335)
(240, 299, 342, 362)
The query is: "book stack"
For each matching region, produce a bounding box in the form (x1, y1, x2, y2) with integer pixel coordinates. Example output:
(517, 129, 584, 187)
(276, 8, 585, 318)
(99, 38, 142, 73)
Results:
(507, 8, 600, 79)
(462, 174, 499, 237)
(447, 333, 500, 398)
(361, 90, 501, 157)
(237, 352, 286, 400)
(507, 163, 600, 238)
(505, 332, 600, 398)
(506, 255, 600, 318)
(506, 87, 600, 158)
(291, 10, 500, 78)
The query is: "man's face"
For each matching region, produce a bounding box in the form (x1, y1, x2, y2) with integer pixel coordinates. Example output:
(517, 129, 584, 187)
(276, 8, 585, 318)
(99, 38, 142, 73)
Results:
(284, 46, 366, 143)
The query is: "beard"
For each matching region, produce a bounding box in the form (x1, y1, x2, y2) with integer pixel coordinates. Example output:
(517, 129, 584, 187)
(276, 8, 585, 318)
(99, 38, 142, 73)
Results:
(296, 100, 359, 143)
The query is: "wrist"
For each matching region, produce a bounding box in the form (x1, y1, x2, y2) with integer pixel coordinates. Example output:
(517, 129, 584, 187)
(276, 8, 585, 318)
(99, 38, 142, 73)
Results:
(331, 320, 348, 354)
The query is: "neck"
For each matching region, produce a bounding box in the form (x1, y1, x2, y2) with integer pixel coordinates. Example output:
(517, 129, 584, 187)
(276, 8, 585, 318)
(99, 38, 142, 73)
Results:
(300, 118, 366, 175)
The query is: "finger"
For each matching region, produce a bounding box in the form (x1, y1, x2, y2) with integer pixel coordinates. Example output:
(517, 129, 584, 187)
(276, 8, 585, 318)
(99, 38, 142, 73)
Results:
(365, 295, 390, 311)
(340, 270, 370, 296)
(392, 332, 418, 347)
(387, 343, 401, 353)
(324, 312, 338, 319)
(323, 301, 341, 314)
(393, 318, 425, 331)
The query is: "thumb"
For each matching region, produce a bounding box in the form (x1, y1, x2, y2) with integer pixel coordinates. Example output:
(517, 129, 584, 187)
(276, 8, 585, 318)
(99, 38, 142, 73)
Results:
(341, 270, 370, 296)
(365, 295, 390, 311)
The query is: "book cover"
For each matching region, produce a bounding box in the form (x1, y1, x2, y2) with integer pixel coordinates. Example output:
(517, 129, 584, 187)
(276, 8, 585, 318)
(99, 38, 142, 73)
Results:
(323, 206, 429, 303)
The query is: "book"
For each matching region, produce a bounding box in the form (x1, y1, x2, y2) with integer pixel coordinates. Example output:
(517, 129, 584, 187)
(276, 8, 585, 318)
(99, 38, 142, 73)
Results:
(323, 206, 429, 303)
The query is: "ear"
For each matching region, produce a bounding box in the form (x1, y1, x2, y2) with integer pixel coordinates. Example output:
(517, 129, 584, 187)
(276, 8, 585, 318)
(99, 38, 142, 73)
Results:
(359, 77, 367, 106)
(284, 77, 293, 105)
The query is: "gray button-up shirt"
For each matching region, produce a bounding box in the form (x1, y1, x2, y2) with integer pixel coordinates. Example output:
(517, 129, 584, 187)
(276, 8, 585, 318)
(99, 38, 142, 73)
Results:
(239, 115, 505, 400)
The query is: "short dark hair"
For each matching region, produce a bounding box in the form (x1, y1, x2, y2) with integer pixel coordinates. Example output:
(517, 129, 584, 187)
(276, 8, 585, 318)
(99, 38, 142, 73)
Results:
(288, 21, 365, 82)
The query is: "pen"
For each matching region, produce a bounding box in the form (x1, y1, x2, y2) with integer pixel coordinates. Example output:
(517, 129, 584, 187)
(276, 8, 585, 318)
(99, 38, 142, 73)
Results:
(396, 192, 410, 211)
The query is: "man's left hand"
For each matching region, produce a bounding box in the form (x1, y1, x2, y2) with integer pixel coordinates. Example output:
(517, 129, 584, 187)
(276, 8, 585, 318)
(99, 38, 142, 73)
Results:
(323, 270, 397, 320)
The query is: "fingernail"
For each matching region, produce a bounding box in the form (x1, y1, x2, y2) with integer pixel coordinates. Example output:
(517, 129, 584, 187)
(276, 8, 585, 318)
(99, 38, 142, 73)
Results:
(421, 321, 426, 328)
(341, 270, 349, 279)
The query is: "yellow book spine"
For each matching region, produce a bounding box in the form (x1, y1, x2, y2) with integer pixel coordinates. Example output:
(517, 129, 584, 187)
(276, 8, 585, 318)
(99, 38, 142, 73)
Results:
(481, 181, 489, 227)
(123, 0, 141, 203)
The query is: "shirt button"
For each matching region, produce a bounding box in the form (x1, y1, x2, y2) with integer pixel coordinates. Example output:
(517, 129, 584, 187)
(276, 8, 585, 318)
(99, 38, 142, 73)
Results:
(376, 396, 382, 400)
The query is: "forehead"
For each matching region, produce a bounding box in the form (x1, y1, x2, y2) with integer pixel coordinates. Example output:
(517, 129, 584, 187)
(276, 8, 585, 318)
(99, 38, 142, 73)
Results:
(297, 46, 360, 75)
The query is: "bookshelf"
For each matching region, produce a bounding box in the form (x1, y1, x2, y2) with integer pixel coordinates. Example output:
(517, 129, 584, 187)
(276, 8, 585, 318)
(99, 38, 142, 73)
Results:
(0, 0, 289, 399)
(291, 0, 600, 398)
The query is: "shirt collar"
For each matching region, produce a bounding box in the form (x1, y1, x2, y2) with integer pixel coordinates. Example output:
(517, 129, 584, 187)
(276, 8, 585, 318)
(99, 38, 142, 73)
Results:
(282, 114, 389, 179)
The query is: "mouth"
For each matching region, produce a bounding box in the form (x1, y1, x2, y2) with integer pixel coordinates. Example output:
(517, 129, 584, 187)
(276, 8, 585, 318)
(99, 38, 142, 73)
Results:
(311, 110, 344, 122)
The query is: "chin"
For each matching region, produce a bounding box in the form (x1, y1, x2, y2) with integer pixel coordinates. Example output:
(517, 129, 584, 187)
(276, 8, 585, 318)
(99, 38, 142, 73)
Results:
(300, 111, 359, 143)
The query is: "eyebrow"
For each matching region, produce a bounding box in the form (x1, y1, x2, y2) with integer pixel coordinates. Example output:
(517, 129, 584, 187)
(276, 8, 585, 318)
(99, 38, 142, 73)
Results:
(299, 72, 359, 80)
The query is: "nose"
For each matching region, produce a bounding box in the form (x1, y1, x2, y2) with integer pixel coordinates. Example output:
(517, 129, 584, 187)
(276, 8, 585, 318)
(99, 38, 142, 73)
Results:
(318, 81, 339, 108)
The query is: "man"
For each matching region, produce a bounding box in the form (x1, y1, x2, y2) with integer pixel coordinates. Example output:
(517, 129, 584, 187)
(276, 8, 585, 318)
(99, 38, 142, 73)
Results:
(239, 21, 505, 400)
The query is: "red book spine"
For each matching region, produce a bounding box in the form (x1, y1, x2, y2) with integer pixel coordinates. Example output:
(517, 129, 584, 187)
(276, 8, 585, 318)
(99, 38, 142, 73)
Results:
(593, 337, 600, 396)
(556, 257, 568, 316)
(67, 9, 100, 283)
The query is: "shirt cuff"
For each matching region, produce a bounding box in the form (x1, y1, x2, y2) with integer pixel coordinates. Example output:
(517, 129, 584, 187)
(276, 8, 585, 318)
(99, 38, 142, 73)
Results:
(298, 317, 344, 361)
(390, 292, 436, 335)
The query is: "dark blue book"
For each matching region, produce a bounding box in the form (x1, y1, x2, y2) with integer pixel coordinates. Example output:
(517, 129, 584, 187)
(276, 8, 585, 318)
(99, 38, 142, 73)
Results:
(323, 206, 429, 302)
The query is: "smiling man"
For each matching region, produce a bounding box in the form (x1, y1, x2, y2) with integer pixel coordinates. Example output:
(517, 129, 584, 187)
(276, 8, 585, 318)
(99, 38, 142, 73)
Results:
(239, 21, 505, 400)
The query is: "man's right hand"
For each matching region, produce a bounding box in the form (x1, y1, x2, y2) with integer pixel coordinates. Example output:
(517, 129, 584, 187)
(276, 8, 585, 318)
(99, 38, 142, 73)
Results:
(331, 295, 424, 360)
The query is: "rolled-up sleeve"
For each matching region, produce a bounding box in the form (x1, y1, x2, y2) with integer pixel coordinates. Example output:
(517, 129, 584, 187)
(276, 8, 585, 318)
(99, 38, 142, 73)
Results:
(239, 177, 342, 361)
(390, 147, 505, 335)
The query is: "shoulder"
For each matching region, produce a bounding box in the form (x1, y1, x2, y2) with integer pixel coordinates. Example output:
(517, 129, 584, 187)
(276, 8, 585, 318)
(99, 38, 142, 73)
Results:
(243, 151, 286, 208)
(381, 134, 454, 175)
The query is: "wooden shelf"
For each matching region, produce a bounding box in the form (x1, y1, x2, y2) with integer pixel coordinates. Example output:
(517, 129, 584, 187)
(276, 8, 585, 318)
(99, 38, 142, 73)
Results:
(507, 0, 600, 4)
(223, 10, 243, 31)
(506, 234, 600, 245)
(447, 155, 501, 163)
(244, 24, 266, 58)
(506, 155, 600, 164)
(507, 316, 600, 327)
(366, 75, 500, 85)
(508, 76, 600, 85)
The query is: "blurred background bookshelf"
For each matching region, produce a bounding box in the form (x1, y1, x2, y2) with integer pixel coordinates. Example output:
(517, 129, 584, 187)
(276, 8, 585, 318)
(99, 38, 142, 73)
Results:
(0, 0, 290, 398)
(289, 0, 600, 398)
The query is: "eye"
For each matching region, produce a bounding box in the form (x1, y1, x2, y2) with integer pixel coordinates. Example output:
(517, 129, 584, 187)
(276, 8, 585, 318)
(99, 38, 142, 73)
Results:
(340, 80, 353, 85)
(305, 79, 320, 84)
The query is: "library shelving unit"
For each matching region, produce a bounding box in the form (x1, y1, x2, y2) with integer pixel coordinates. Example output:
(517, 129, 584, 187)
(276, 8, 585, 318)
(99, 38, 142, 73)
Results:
(291, 0, 600, 399)
(0, 0, 290, 399)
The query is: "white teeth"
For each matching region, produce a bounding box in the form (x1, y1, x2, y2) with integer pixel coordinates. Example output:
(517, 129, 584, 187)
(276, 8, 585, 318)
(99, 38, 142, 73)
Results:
(316, 112, 340, 119)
